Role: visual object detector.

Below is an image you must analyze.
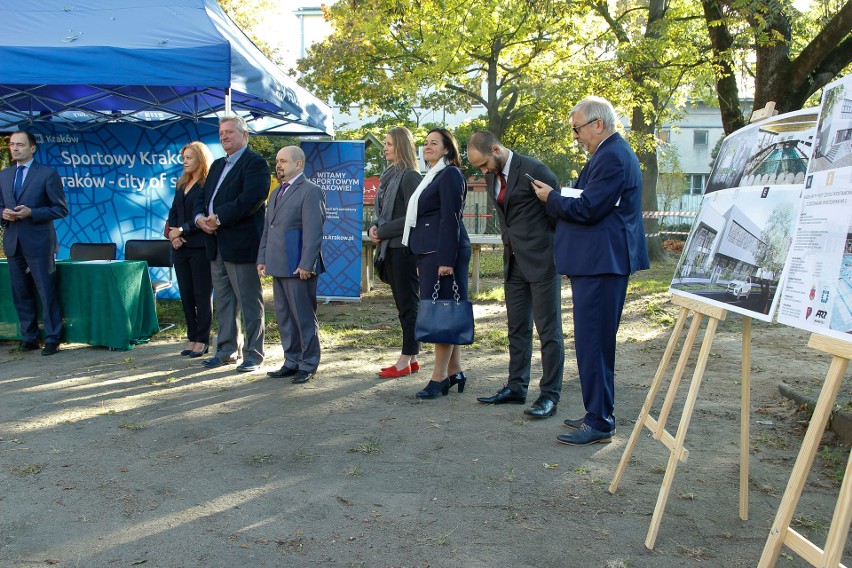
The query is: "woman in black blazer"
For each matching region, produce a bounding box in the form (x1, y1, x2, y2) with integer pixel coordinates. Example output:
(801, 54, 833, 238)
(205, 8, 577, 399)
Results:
(402, 128, 471, 399)
(167, 141, 214, 357)
(368, 127, 424, 378)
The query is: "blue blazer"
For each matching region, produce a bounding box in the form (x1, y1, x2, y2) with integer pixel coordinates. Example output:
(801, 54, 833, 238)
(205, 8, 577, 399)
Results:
(546, 132, 649, 276)
(195, 148, 270, 263)
(408, 166, 470, 266)
(0, 161, 68, 257)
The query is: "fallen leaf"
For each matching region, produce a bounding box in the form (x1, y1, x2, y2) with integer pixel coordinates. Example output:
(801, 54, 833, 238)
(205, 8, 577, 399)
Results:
(543, 463, 559, 469)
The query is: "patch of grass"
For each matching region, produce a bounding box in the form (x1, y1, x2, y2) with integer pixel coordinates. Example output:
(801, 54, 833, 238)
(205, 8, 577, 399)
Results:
(471, 329, 509, 349)
(792, 515, 826, 535)
(347, 465, 361, 477)
(752, 433, 789, 451)
(293, 449, 316, 463)
(818, 444, 847, 484)
(605, 559, 630, 568)
(11, 463, 43, 477)
(348, 438, 381, 454)
(472, 285, 505, 303)
(503, 467, 516, 482)
(319, 323, 401, 349)
(627, 255, 679, 297)
(119, 422, 144, 431)
(250, 454, 273, 465)
(644, 300, 675, 326)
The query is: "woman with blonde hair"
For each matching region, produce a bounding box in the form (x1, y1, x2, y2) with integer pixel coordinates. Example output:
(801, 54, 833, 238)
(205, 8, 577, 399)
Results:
(167, 141, 214, 357)
(369, 127, 424, 377)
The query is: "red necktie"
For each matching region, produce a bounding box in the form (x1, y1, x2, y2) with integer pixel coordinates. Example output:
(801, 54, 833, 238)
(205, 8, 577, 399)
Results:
(274, 182, 290, 207)
(496, 173, 507, 209)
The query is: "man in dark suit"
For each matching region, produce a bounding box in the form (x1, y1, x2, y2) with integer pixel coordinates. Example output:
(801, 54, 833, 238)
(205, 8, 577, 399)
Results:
(533, 96, 650, 446)
(194, 115, 269, 372)
(258, 146, 325, 385)
(0, 131, 68, 355)
(467, 131, 565, 418)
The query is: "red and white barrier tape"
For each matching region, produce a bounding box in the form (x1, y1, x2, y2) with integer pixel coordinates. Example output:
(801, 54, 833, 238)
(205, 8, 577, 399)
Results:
(643, 211, 697, 218)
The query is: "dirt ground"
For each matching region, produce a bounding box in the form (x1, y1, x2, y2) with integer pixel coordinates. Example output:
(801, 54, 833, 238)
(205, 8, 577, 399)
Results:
(1, 273, 850, 568)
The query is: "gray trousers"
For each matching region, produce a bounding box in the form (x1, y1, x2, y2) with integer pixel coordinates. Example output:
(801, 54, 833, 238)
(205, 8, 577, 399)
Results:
(210, 257, 265, 364)
(273, 276, 320, 372)
(504, 257, 565, 402)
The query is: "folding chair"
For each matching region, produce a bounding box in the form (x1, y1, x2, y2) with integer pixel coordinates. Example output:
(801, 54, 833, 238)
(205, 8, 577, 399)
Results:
(69, 242, 117, 261)
(124, 239, 175, 332)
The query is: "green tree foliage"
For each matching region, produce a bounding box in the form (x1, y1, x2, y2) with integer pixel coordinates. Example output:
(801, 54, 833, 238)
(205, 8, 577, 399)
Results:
(217, 0, 281, 62)
(298, 0, 588, 142)
(702, 0, 852, 134)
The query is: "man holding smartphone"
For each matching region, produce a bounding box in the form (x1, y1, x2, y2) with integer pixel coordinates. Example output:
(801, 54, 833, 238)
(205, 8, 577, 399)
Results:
(467, 131, 564, 418)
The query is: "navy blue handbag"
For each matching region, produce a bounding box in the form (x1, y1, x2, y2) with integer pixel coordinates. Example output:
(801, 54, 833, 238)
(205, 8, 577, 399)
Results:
(415, 277, 474, 345)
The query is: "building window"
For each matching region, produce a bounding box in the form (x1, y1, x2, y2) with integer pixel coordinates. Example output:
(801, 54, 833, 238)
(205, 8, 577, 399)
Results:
(688, 174, 706, 195)
(658, 130, 670, 143)
(841, 98, 852, 117)
(694, 130, 708, 147)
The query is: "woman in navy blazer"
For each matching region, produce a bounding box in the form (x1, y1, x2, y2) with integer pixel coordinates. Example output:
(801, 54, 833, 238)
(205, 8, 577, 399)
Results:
(167, 141, 214, 358)
(403, 128, 471, 399)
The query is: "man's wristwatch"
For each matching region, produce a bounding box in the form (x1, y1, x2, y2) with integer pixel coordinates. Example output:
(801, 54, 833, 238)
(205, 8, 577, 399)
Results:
(177, 225, 184, 234)
(214, 215, 221, 227)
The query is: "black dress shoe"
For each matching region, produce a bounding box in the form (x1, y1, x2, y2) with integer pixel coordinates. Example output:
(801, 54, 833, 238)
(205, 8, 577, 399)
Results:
(188, 344, 210, 358)
(13, 340, 40, 352)
(477, 386, 526, 405)
(41, 343, 59, 356)
(524, 397, 557, 418)
(267, 366, 299, 378)
(291, 370, 314, 384)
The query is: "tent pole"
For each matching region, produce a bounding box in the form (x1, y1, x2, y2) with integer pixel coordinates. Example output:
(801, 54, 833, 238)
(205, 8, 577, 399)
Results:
(225, 88, 232, 115)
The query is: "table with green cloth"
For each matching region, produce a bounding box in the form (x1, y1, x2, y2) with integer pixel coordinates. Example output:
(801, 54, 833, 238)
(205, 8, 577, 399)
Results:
(0, 259, 160, 350)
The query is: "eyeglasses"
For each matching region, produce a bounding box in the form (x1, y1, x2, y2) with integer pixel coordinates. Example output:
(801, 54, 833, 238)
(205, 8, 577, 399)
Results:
(571, 118, 599, 134)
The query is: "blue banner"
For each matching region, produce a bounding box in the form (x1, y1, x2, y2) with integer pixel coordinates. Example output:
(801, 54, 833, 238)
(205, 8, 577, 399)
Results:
(30, 123, 222, 298)
(303, 140, 364, 301)
(27, 127, 363, 301)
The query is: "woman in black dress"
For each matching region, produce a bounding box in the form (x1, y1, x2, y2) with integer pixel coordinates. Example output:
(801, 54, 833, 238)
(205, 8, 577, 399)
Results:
(167, 141, 214, 357)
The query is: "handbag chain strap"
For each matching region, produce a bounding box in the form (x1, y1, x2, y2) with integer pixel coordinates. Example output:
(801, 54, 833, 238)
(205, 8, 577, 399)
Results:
(432, 278, 461, 303)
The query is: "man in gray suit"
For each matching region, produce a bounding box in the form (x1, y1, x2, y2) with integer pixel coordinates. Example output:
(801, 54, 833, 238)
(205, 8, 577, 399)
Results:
(0, 131, 68, 356)
(258, 146, 325, 384)
(467, 131, 564, 418)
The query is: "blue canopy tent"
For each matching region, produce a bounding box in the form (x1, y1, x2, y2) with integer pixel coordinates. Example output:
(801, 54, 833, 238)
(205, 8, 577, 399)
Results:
(0, 0, 333, 136)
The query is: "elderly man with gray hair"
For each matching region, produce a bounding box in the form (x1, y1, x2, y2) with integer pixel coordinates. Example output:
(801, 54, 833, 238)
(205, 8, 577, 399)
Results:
(194, 115, 270, 372)
(532, 96, 649, 446)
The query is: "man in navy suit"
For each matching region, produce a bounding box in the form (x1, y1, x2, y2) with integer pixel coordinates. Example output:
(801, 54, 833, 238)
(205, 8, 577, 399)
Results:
(533, 96, 649, 446)
(258, 146, 325, 385)
(467, 131, 565, 419)
(194, 115, 269, 372)
(0, 131, 68, 355)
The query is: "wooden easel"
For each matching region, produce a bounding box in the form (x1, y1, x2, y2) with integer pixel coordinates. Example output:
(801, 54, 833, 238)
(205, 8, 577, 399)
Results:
(608, 295, 754, 549)
(757, 334, 851, 568)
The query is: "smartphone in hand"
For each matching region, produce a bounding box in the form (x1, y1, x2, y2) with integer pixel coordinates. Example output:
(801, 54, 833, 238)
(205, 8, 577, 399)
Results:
(524, 173, 536, 184)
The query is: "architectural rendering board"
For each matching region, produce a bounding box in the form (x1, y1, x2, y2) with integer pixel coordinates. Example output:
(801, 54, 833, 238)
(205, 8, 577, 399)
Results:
(669, 108, 819, 322)
(777, 75, 852, 341)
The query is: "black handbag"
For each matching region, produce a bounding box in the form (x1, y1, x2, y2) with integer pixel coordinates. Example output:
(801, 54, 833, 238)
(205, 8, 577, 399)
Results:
(373, 247, 390, 284)
(415, 277, 474, 345)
